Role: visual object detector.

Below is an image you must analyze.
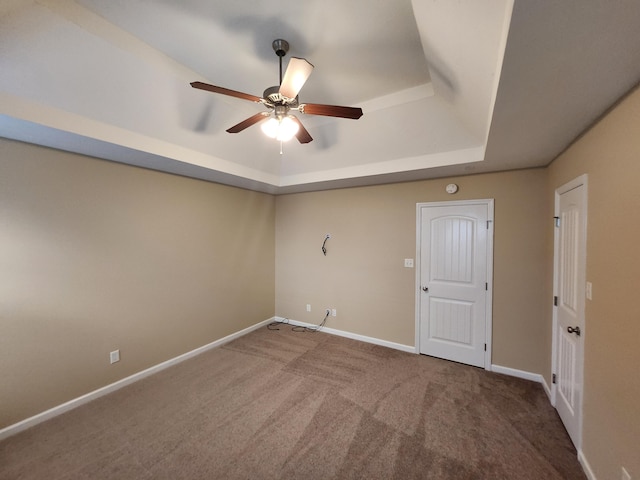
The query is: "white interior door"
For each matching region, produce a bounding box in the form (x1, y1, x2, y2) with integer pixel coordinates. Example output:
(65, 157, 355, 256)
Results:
(417, 200, 493, 368)
(553, 178, 587, 449)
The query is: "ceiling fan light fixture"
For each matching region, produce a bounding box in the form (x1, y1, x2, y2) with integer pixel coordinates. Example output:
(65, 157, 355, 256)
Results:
(261, 115, 299, 142)
(190, 38, 363, 146)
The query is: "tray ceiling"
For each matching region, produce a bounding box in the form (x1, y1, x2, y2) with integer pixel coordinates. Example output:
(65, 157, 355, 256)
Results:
(1, 0, 640, 193)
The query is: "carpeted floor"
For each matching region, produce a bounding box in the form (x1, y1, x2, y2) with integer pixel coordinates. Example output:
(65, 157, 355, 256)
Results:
(0, 326, 586, 479)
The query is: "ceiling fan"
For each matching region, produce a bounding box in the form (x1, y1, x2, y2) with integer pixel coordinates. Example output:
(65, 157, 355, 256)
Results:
(190, 39, 363, 144)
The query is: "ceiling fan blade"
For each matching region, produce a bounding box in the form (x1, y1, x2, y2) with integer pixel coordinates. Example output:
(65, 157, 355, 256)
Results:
(299, 103, 363, 119)
(226, 112, 269, 133)
(291, 116, 313, 144)
(279, 57, 314, 99)
(190, 81, 262, 103)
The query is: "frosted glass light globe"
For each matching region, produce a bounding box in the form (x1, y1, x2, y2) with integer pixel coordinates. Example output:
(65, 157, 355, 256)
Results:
(261, 115, 299, 141)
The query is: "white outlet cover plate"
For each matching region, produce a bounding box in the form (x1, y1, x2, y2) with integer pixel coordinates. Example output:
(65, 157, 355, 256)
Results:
(110, 350, 120, 364)
(404, 258, 414, 268)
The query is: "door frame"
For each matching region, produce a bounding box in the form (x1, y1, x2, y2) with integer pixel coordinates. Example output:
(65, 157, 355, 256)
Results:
(415, 199, 494, 370)
(551, 174, 588, 449)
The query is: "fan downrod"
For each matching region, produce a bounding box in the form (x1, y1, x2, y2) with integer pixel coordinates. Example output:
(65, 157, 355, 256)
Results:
(272, 39, 290, 85)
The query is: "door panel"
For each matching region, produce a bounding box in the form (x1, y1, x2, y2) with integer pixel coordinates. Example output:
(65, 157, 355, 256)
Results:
(559, 331, 577, 413)
(431, 216, 474, 283)
(418, 203, 490, 368)
(430, 298, 473, 345)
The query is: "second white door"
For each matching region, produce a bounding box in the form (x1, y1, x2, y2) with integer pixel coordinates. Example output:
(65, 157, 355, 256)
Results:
(417, 201, 493, 368)
(553, 178, 587, 449)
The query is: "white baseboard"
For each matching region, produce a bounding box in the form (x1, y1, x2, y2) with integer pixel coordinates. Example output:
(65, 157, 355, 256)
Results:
(578, 450, 597, 480)
(490, 364, 552, 399)
(540, 376, 552, 401)
(276, 317, 415, 353)
(0, 317, 275, 442)
(490, 364, 544, 383)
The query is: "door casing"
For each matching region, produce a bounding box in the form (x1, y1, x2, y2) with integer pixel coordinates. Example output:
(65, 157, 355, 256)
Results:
(415, 199, 494, 370)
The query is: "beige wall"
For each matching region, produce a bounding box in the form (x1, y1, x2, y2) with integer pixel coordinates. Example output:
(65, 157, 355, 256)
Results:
(0, 139, 275, 428)
(276, 168, 550, 373)
(547, 87, 640, 479)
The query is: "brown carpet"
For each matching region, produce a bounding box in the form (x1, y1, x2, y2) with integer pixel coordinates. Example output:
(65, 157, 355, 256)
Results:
(0, 326, 586, 479)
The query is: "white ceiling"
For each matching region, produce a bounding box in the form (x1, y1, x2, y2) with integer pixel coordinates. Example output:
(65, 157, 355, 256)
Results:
(1, 0, 640, 194)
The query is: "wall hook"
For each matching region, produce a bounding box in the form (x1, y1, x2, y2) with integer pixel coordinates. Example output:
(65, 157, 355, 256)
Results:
(322, 234, 330, 256)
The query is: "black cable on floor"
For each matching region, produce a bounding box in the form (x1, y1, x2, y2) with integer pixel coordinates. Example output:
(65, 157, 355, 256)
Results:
(267, 318, 291, 330)
(291, 310, 330, 333)
(268, 311, 330, 333)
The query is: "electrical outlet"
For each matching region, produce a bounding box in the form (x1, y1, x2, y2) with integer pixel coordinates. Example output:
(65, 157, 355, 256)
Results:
(110, 350, 120, 364)
(332, 309, 337, 317)
(306, 304, 311, 312)
(326, 308, 331, 316)
(404, 258, 414, 268)
(621, 466, 631, 480)
(586, 281, 592, 300)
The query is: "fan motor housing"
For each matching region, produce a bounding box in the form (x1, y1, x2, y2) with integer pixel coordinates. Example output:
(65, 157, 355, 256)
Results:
(263, 86, 298, 107)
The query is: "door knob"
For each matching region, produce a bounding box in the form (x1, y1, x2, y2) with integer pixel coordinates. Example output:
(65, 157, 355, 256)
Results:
(567, 326, 581, 336)
(422, 286, 429, 292)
